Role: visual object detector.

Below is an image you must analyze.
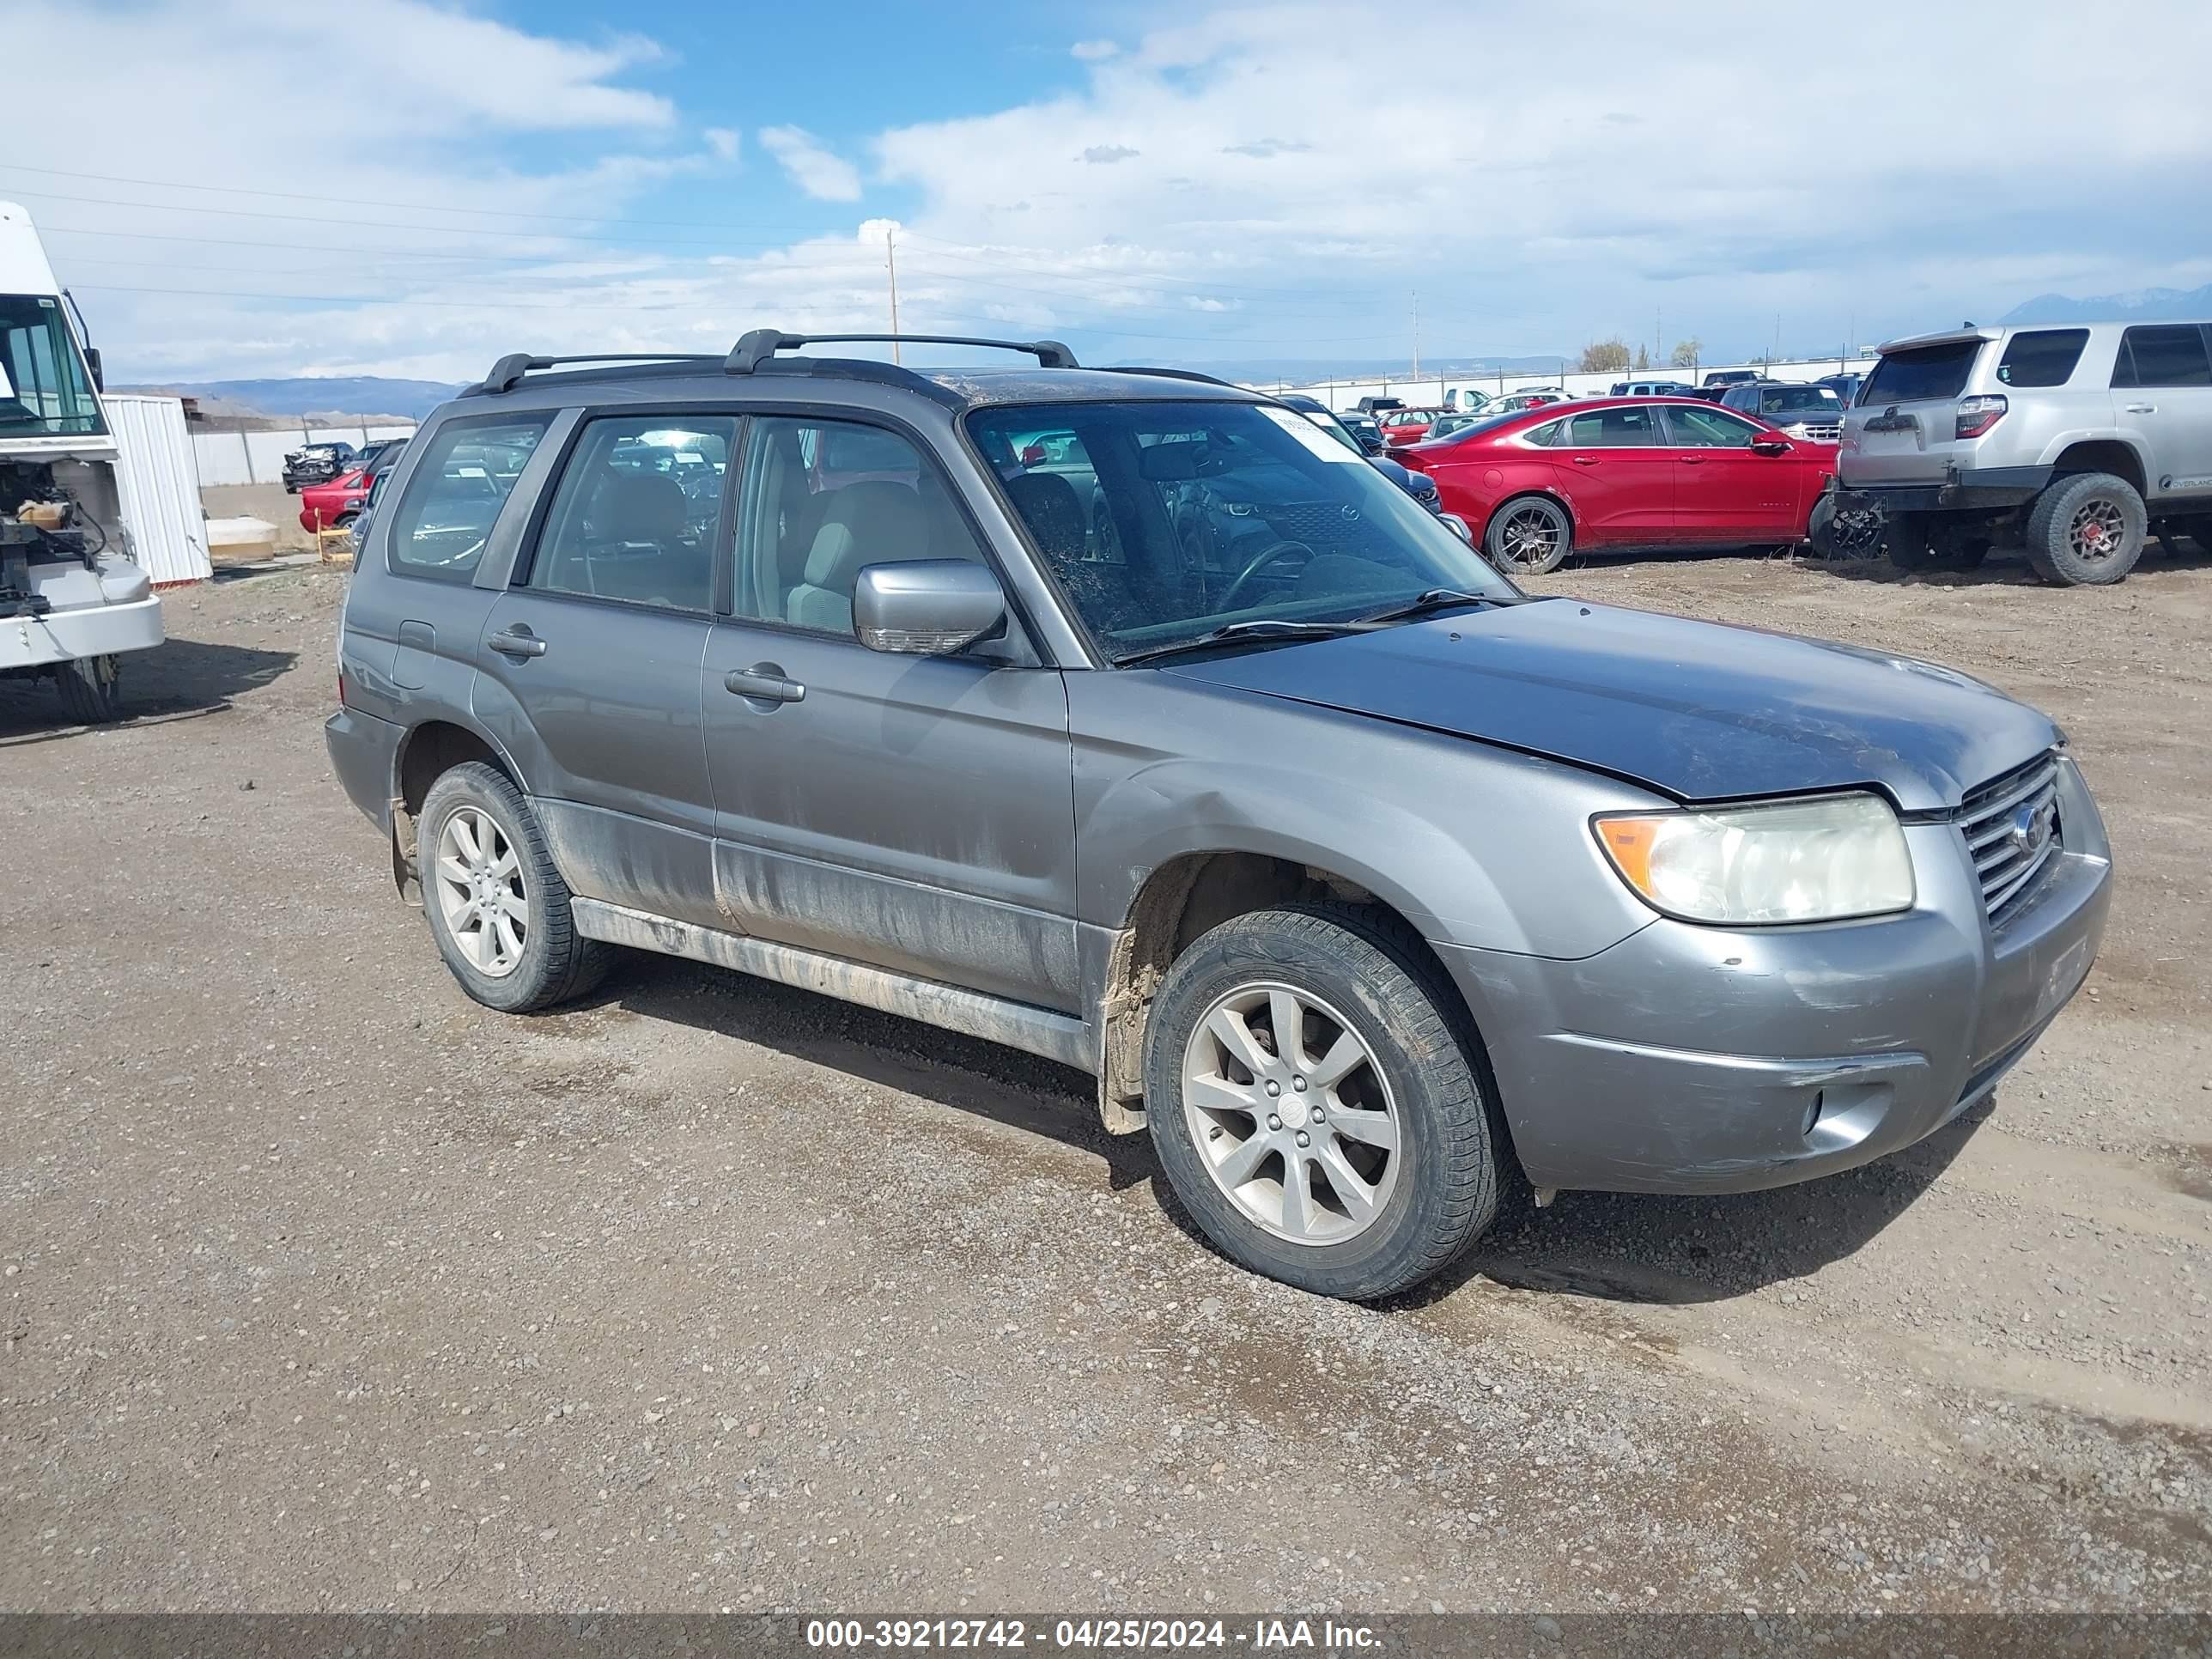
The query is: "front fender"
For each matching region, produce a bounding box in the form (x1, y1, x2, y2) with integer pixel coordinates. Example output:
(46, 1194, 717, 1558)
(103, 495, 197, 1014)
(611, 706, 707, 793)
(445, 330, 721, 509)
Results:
(1069, 678, 1660, 962)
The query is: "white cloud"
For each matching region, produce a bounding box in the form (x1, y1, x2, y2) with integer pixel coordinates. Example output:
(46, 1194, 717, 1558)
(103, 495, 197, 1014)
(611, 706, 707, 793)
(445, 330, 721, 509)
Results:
(704, 128, 742, 161)
(758, 126, 863, 203)
(1070, 40, 1119, 61)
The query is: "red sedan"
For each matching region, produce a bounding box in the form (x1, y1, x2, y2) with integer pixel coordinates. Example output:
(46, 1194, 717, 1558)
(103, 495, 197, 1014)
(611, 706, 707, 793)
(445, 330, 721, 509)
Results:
(1376, 405, 1448, 448)
(1395, 397, 1838, 574)
(297, 438, 409, 532)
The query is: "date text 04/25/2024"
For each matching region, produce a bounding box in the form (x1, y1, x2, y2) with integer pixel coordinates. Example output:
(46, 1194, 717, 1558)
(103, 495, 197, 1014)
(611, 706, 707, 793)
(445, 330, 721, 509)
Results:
(804, 1618, 1379, 1650)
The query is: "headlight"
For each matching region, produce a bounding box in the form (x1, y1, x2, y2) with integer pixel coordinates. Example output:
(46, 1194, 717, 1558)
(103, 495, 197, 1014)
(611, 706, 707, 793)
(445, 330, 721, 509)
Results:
(1592, 793, 1913, 924)
(1784, 422, 1812, 438)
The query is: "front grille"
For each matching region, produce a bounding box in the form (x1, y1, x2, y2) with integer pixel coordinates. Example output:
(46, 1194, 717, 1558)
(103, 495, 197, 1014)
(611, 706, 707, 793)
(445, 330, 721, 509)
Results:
(1797, 422, 1842, 442)
(1958, 752, 2062, 921)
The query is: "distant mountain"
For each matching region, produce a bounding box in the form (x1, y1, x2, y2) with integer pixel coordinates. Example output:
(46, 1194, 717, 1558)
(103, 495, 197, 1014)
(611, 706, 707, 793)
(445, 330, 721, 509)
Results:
(1999, 284, 2212, 325)
(1182, 354, 1579, 385)
(114, 375, 460, 420)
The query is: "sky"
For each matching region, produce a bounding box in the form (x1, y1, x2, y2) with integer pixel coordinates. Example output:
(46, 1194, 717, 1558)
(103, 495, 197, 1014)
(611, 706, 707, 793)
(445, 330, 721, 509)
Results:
(5, 0, 2210, 385)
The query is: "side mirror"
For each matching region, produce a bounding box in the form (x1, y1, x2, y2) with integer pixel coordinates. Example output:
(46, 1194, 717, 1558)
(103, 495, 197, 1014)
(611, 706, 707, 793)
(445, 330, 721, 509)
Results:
(1438, 513, 1474, 542)
(82, 347, 105, 392)
(1751, 434, 1793, 455)
(854, 561, 1007, 655)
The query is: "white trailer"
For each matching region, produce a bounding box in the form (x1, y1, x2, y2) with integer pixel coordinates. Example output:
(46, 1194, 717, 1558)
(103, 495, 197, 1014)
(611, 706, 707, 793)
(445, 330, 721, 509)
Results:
(1, 199, 163, 721)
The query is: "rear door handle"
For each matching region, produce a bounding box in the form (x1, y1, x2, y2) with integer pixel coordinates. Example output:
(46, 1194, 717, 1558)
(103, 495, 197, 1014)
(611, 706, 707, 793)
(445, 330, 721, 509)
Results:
(724, 666, 805, 704)
(1679, 456, 1705, 465)
(2124, 403, 2157, 414)
(1571, 454, 1600, 466)
(488, 626, 547, 659)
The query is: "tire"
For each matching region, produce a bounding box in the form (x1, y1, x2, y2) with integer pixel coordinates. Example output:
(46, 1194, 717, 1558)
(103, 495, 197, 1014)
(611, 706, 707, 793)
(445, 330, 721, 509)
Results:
(418, 761, 610, 1013)
(335, 511, 359, 530)
(2025, 471, 2146, 586)
(55, 654, 125, 724)
(1484, 494, 1572, 575)
(1142, 903, 1502, 1301)
(1807, 491, 1883, 559)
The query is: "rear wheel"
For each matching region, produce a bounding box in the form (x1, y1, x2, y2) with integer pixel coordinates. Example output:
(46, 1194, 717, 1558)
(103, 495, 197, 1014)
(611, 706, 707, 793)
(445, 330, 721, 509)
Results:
(1807, 491, 1884, 558)
(2025, 472, 2146, 586)
(1142, 905, 1502, 1301)
(55, 654, 124, 724)
(1484, 495, 1572, 575)
(419, 761, 610, 1013)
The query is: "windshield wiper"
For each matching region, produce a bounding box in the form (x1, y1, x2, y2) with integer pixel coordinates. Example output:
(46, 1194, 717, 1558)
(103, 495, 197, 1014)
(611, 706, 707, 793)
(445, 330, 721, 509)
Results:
(1353, 587, 1522, 625)
(1113, 617, 1377, 668)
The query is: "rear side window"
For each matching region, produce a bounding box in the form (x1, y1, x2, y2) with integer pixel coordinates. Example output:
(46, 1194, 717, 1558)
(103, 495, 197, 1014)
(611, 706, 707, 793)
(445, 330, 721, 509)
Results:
(527, 416, 734, 613)
(1996, 329, 2088, 388)
(1863, 341, 1983, 404)
(2113, 325, 2212, 388)
(386, 416, 550, 581)
(1563, 405, 1661, 446)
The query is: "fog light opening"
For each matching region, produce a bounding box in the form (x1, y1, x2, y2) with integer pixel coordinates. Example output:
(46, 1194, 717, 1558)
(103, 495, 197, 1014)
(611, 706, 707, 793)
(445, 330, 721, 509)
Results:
(1802, 1090, 1826, 1139)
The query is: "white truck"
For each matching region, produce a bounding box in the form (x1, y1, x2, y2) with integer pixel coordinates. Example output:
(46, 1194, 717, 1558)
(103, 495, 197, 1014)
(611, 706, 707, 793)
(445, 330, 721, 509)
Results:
(1, 199, 162, 721)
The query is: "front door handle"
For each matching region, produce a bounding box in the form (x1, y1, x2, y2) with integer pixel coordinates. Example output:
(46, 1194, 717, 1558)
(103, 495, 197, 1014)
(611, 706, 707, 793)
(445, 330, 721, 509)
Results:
(489, 626, 548, 659)
(1679, 456, 1705, 465)
(2124, 403, 2157, 414)
(724, 665, 805, 704)
(1571, 454, 1600, 465)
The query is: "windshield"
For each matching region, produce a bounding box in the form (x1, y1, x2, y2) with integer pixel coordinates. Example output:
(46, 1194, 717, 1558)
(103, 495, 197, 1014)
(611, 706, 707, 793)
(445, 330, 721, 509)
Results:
(0, 294, 106, 439)
(1759, 386, 1844, 414)
(970, 398, 1516, 662)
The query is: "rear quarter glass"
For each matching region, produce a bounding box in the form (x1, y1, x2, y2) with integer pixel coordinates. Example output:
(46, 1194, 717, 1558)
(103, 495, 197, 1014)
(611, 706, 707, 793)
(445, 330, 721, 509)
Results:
(1995, 329, 2089, 388)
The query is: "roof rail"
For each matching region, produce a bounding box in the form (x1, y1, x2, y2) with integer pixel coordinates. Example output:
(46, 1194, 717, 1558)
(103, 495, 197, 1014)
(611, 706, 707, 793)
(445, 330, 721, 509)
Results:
(1100, 365, 1237, 389)
(725, 330, 1079, 374)
(465, 352, 720, 397)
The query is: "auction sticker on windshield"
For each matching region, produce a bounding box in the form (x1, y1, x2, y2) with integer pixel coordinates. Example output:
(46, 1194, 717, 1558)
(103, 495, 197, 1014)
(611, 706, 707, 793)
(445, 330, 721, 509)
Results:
(1257, 405, 1362, 461)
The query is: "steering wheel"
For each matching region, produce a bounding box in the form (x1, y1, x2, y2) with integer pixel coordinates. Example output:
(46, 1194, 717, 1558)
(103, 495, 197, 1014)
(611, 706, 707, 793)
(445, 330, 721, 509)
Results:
(1214, 538, 1316, 612)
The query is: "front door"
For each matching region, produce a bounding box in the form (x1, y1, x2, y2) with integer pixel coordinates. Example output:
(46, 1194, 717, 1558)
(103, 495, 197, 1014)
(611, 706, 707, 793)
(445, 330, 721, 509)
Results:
(698, 412, 1081, 1012)
(1541, 402, 1674, 544)
(2113, 325, 2212, 507)
(469, 412, 734, 929)
(1662, 401, 1801, 541)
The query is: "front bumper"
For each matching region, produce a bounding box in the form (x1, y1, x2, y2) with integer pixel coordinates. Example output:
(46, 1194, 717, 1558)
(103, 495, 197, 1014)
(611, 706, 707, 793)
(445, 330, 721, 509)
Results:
(1437, 756, 2112, 1194)
(0, 593, 165, 671)
(1837, 463, 2052, 514)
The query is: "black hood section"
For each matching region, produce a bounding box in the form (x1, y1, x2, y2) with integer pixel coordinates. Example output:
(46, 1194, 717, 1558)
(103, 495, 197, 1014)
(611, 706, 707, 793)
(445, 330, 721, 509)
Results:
(1164, 600, 2057, 811)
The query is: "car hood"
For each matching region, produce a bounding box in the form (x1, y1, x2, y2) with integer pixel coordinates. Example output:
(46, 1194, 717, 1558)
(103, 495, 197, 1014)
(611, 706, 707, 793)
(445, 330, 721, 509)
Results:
(1161, 600, 2057, 811)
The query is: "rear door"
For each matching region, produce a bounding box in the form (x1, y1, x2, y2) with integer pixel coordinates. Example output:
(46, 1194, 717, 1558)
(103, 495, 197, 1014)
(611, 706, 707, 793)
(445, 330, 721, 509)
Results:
(2112, 324, 2212, 507)
(1661, 402, 1801, 541)
(1541, 403, 1674, 544)
(469, 412, 733, 930)
(1842, 335, 1989, 484)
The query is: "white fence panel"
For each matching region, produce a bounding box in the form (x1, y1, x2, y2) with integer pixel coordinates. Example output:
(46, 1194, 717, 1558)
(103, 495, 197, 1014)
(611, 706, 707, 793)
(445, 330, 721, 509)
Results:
(101, 393, 212, 586)
(191, 421, 417, 488)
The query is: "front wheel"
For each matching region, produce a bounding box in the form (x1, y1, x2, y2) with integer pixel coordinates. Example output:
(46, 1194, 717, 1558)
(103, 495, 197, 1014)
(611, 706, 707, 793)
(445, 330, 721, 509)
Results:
(1143, 905, 1502, 1300)
(2025, 471, 2146, 585)
(55, 654, 125, 724)
(1484, 495, 1572, 574)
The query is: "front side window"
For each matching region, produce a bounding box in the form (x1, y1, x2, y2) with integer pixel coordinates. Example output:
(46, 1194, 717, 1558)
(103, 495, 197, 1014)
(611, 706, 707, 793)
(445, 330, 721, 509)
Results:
(732, 416, 985, 635)
(526, 416, 732, 612)
(1663, 404, 1762, 448)
(0, 294, 105, 438)
(386, 416, 550, 581)
(970, 398, 1514, 662)
(2113, 325, 2212, 388)
(1996, 328, 2088, 388)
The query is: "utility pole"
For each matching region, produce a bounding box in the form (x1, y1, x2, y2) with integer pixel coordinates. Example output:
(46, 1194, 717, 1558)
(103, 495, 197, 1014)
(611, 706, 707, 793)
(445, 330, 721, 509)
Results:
(1410, 290, 1421, 380)
(886, 228, 902, 363)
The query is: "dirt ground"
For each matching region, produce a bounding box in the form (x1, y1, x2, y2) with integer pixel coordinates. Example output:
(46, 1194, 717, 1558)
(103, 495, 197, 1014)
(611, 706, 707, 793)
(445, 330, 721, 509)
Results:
(0, 544, 2207, 1615)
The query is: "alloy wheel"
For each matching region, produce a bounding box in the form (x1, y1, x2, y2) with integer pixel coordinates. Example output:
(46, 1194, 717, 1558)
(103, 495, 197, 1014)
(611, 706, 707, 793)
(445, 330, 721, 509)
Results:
(2068, 498, 2127, 562)
(433, 805, 528, 977)
(1180, 981, 1402, 1246)
(1498, 503, 1565, 568)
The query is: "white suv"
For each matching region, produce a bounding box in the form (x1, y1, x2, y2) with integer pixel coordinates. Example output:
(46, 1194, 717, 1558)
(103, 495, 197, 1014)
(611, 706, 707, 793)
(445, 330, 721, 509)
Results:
(1835, 321, 2212, 584)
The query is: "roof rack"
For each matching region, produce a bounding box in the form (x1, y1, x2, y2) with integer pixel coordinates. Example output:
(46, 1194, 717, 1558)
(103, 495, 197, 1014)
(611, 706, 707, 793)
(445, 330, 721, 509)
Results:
(465, 352, 720, 397)
(1100, 366, 1237, 389)
(725, 330, 1079, 374)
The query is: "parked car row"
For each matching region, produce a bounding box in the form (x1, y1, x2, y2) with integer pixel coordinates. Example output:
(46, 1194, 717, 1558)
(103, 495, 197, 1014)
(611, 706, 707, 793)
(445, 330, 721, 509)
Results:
(298, 436, 411, 532)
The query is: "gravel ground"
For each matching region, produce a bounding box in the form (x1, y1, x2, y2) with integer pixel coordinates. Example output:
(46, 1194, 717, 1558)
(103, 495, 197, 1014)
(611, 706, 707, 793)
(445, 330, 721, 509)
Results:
(1, 544, 2207, 1615)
